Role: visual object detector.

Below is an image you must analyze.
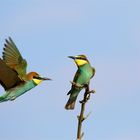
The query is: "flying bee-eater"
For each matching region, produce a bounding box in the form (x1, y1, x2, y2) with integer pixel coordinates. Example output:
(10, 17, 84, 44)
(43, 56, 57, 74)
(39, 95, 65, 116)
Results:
(0, 37, 51, 103)
(65, 55, 95, 110)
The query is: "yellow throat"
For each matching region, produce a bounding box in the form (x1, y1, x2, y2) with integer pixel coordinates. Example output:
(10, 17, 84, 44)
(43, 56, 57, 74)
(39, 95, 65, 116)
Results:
(33, 79, 42, 85)
(75, 59, 88, 66)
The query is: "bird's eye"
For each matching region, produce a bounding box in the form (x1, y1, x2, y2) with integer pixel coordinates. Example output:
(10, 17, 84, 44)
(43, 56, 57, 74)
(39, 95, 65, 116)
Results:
(33, 76, 42, 80)
(78, 57, 86, 60)
(33, 76, 39, 79)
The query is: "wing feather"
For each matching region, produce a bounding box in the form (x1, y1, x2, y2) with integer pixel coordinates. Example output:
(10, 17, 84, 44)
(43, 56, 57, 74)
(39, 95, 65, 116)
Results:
(2, 37, 27, 79)
(0, 58, 22, 90)
(91, 67, 95, 78)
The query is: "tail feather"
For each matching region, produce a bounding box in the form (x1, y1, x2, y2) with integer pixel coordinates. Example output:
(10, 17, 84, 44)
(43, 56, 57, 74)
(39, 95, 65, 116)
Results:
(0, 96, 6, 103)
(0, 92, 11, 103)
(65, 88, 80, 110)
(65, 98, 77, 110)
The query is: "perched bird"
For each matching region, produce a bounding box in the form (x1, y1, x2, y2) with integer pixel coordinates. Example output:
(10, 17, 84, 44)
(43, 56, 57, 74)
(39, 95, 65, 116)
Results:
(65, 55, 95, 110)
(0, 37, 51, 103)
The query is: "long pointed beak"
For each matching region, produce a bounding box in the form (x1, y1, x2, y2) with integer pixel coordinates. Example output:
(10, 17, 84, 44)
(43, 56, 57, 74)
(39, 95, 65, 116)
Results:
(68, 56, 75, 59)
(38, 76, 52, 81)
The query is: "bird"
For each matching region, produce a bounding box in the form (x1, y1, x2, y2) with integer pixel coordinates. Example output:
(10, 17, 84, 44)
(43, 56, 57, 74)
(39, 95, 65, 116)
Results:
(65, 55, 95, 110)
(0, 37, 51, 103)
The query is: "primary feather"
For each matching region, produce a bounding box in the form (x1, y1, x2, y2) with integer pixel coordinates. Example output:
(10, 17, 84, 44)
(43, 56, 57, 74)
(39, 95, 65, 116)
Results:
(2, 37, 27, 80)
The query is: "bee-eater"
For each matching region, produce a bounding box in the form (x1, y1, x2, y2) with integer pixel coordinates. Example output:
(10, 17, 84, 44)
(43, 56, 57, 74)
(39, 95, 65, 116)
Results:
(65, 55, 95, 110)
(0, 37, 51, 103)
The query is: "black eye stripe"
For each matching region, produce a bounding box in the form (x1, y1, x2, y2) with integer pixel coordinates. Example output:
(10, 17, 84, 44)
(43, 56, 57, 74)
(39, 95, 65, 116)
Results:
(77, 57, 87, 60)
(33, 76, 40, 79)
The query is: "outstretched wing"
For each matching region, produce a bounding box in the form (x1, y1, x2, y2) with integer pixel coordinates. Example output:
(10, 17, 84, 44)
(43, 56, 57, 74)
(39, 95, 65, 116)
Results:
(0, 58, 22, 90)
(2, 37, 27, 79)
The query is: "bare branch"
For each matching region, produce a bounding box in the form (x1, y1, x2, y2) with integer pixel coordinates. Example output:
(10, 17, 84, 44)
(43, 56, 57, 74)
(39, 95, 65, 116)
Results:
(76, 85, 95, 140)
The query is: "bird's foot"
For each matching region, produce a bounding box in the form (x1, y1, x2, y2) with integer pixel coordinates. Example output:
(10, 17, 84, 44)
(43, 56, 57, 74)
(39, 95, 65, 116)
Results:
(70, 81, 84, 89)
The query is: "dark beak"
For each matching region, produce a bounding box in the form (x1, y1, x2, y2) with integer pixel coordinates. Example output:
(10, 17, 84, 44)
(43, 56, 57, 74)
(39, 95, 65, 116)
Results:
(68, 56, 75, 59)
(37, 76, 52, 81)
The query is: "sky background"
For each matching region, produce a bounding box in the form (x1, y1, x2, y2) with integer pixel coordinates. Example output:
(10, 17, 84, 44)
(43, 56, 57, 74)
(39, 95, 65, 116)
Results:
(0, 0, 140, 140)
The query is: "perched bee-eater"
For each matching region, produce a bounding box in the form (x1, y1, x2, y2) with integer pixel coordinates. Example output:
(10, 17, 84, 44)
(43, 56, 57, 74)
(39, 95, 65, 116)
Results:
(65, 55, 95, 110)
(0, 37, 51, 103)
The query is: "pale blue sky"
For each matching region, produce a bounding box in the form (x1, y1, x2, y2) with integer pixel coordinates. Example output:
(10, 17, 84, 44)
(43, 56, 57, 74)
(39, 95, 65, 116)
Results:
(0, 0, 140, 140)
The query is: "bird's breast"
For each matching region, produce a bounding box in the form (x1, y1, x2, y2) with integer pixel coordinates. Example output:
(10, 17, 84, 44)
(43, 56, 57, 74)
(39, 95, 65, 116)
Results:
(5, 81, 37, 100)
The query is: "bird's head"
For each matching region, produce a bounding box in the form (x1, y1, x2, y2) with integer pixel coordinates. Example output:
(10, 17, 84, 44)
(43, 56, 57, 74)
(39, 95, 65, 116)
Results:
(68, 55, 89, 67)
(27, 72, 51, 85)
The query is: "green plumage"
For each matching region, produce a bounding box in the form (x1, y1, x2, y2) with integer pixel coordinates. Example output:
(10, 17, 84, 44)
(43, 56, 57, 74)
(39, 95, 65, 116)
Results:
(65, 55, 95, 110)
(3, 37, 27, 80)
(0, 37, 50, 103)
(0, 80, 37, 103)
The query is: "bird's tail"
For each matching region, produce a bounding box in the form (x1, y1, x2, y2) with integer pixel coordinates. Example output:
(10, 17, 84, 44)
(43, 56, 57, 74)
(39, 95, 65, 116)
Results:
(0, 92, 10, 103)
(0, 96, 6, 103)
(65, 88, 80, 110)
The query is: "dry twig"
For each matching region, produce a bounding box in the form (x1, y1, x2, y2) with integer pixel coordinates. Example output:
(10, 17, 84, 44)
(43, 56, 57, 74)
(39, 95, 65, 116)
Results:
(77, 85, 95, 140)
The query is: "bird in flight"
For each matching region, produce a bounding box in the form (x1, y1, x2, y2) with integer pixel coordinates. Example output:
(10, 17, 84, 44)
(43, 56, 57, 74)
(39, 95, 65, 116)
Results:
(0, 37, 51, 103)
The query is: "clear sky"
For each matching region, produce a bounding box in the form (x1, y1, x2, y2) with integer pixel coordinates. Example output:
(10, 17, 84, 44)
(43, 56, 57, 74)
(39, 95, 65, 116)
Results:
(0, 0, 140, 140)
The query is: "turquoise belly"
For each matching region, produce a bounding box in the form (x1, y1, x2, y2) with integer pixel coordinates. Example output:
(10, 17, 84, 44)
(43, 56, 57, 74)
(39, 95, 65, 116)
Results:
(0, 81, 36, 102)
